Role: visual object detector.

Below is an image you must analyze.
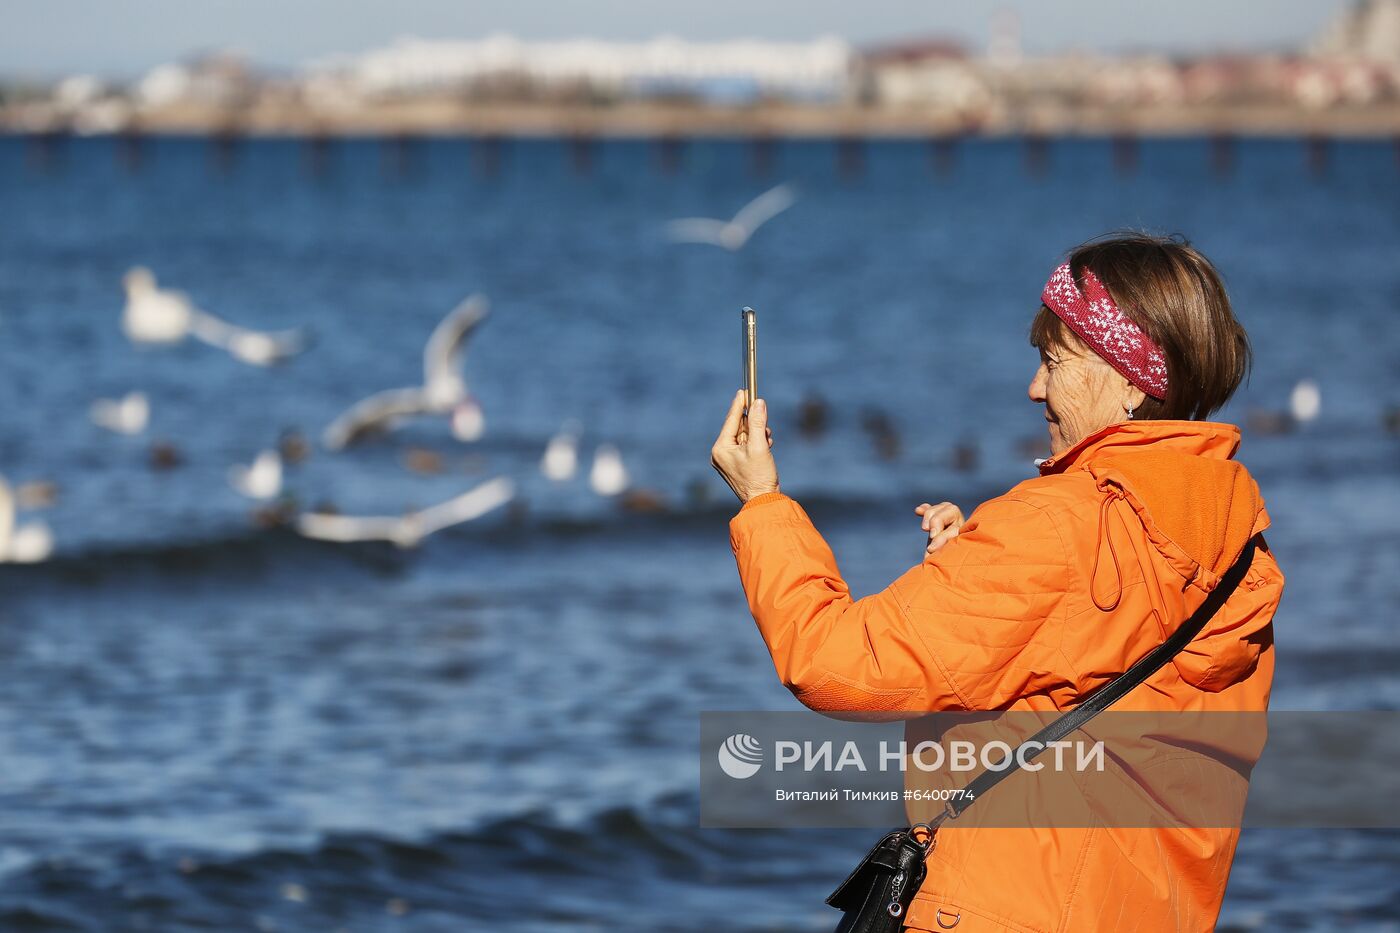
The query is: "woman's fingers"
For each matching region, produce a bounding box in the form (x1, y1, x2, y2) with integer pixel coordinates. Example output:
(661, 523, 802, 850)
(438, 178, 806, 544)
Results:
(746, 398, 769, 452)
(712, 392, 781, 504)
(929, 501, 963, 529)
(916, 501, 964, 536)
(926, 526, 960, 554)
(715, 389, 746, 449)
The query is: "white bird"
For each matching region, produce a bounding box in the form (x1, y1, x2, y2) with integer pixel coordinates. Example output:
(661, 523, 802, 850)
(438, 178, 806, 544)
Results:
(228, 450, 283, 501)
(451, 399, 486, 442)
(1290, 379, 1321, 424)
(540, 420, 581, 482)
(121, 267, 192, 343)
(322, 295, 489, 450)
(589, 444, 629, 497)
(0, 476, 54, 564)
(666, 183, 797, 251)
(122, 266, 308, 366)
(295, 476, 514, 548)
(189, 313, 309, 367)
(90, 391, 149, 435)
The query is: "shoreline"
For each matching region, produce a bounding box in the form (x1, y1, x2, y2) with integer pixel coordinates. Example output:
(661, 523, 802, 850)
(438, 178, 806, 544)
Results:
(7, 100, 1400, 139)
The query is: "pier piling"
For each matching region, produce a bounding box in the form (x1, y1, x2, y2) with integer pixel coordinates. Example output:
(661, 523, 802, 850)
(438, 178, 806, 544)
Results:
(1023, 133, 1050, 177)
(836, 135, 865, 179)
(1112, 133, 1139, 176)
(568, 133, 594, 175)
(26, 128, 68, 174)
(381, 133, 419, 179)
(209, 127, 242, 176)
(1210, 132, 1235, 178)
(655, 134, 684, 174)
(304, 132, 334, 179)
(750, 135, 777, 177)
(1305, 134, 1330, 177)
(117, 125, 144, 174)
(472, 134, 504, 178)
(930, 135, 958, 177)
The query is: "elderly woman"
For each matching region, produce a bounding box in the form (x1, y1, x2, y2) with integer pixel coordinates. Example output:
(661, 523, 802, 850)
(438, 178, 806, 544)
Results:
(711, 234, 1283, 933)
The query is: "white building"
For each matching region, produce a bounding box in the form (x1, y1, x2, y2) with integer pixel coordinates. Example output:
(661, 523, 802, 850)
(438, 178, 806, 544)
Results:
(856, 41, 992, 112)
(308, 34, 853, 102)
(1312, 0, 1400, 62)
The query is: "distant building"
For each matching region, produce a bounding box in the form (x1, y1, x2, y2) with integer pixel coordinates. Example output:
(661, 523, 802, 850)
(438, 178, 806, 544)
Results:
(306, 35, 853, 104)
(1313, 0, 1400, 62)
(854, 40, 992, 114)
(987, 9, 1023, 69)
(137, 53, 256, 109)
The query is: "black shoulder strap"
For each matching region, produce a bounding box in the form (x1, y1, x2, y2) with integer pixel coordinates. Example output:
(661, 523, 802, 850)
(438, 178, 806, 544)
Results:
(937, 535, 1258, 824)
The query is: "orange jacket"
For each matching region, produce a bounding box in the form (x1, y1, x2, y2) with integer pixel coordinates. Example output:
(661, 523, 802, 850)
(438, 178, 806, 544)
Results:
(729, 421, 1283, 932)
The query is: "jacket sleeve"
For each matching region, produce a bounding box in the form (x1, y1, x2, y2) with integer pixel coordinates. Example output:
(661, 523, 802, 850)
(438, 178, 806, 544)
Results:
(728, 491, 1072, 713)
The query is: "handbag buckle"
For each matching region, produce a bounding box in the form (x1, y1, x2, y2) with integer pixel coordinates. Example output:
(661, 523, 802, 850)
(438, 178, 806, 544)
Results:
(925, 798, 960, 831)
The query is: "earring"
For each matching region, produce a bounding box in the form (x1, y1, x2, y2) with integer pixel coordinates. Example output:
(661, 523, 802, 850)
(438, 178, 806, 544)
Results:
(1126, 406, 1135, 421)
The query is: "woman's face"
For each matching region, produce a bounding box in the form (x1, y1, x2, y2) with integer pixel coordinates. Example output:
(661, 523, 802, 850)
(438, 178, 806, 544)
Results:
(1028, 334, 1138, 455)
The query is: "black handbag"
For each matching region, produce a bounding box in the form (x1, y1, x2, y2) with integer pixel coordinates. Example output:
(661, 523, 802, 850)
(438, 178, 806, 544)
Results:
(825, 537, 1258, 932)
(827, 823, 936, 932)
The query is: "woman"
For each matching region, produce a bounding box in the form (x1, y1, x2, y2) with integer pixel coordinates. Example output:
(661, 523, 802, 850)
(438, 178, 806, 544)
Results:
(711, 234, 1283, 932)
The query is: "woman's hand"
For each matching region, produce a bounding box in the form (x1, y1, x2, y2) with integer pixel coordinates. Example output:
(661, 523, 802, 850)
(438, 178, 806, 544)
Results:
(915, 501, 964, 555)
(712, 389, 779, 504)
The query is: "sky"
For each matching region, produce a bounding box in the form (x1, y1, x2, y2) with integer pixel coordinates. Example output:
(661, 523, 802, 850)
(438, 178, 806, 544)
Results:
(0, 0, 1346, 80)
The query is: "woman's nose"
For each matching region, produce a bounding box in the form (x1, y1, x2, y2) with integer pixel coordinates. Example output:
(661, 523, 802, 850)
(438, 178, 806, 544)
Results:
(1028, 365, 1048, 403)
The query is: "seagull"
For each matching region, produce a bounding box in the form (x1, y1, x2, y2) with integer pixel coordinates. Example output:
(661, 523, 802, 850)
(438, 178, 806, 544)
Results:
(90, 391, 149, 435)
(0, 476, 54, 564)
(122, 267, 308, 366)
(1290, 379, 1321, 424)
(295, 476, 514, 548)
(322, 295, 489, 450)
(666, 183, 797, 251)
(540, 419, 581, 482)
(121, 268, 192, 343)
(589, 444, 629, 497)
(188, 312, 309, 367)
(228, 450, 282, 500)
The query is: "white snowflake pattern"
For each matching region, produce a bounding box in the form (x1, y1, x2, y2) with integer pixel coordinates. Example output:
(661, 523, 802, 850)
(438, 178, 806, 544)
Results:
(1041, 263, 1168, 399)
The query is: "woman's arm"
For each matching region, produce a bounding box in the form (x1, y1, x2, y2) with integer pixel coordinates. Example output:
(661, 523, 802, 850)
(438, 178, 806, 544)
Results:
(729, 493, 1073, 713)
(711, 392, 1073, 713)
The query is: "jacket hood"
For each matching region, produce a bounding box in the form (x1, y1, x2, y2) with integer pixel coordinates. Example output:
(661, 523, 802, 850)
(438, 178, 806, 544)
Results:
(1039, 420, 1273, 690)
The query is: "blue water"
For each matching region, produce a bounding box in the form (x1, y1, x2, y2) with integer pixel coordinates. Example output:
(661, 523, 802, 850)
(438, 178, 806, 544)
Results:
(1, 135, 1398, 930)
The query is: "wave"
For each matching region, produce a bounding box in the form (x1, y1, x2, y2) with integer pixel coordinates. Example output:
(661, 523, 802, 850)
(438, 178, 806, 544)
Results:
(0, 484, 1003, 586)
(0, 792, 865, 931)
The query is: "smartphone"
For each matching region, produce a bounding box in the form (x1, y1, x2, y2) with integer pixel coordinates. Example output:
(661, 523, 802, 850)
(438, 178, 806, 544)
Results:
(741, 307, 758, 413)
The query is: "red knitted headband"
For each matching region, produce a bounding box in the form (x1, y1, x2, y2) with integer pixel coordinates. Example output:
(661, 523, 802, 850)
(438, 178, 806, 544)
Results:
(1040, 263, 1168, 400)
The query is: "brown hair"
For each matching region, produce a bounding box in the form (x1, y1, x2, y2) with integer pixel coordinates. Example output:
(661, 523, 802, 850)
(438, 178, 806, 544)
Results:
(1029, 232, 1251, 421)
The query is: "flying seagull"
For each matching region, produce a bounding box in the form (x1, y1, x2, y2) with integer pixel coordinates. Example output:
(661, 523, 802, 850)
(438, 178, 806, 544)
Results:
(321, 294, 489, 451)
(666, 183, 797, 251)
(122, 267, 308, 366)
(295, 476, 514, 548)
